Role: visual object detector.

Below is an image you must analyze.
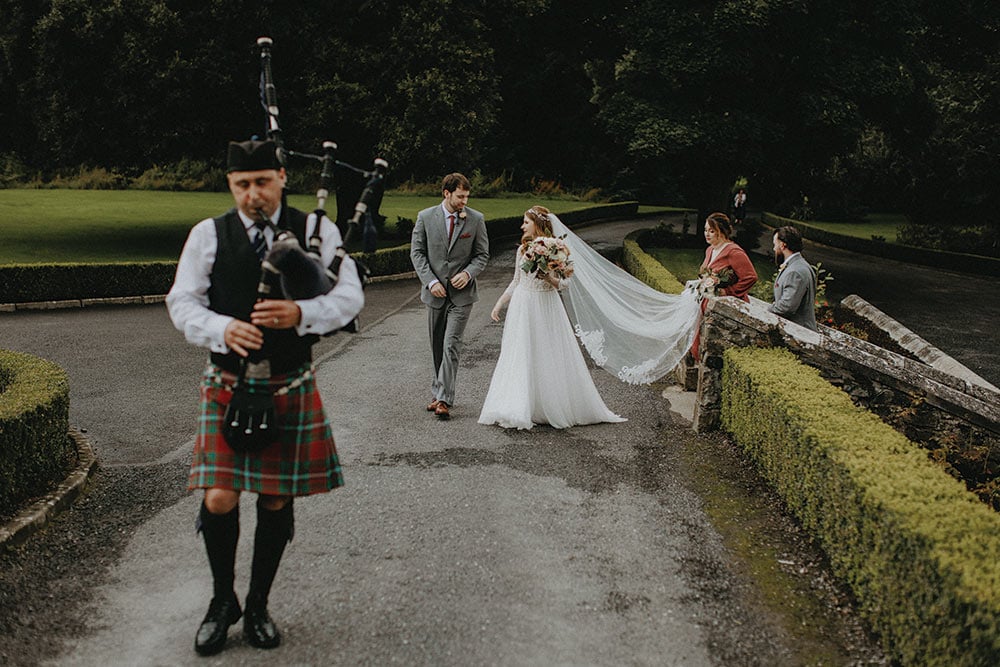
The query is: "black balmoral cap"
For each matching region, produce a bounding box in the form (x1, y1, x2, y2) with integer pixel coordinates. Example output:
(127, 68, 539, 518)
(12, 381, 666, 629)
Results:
(226, 139, 282, 173)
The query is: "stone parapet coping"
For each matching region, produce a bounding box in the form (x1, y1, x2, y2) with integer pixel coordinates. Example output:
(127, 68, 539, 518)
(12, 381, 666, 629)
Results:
(839, 294, 998, 392)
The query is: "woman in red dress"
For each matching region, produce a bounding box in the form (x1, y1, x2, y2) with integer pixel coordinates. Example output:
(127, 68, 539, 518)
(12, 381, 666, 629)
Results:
(691, 212, 757, 359)
(700, 212, 757, 300)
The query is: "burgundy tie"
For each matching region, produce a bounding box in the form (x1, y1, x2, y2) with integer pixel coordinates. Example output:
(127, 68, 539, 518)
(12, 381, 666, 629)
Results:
(448, 214, 455, 242)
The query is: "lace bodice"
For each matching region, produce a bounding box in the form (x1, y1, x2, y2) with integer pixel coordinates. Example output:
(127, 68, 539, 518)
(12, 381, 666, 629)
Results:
(501, 247, 564, 298)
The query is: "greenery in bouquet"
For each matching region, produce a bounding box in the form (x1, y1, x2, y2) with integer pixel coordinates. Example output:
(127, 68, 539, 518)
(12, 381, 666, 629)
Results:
(521, 236, 573, 279)
(693, 266, 736, 300)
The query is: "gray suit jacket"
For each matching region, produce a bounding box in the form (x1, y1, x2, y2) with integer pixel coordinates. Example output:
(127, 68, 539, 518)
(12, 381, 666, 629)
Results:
(769, 253, 818, 330)
(410, 204, 490, 308)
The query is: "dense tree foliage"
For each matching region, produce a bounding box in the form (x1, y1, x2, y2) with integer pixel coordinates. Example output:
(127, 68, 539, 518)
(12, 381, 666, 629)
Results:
(0, 0, 996, 240)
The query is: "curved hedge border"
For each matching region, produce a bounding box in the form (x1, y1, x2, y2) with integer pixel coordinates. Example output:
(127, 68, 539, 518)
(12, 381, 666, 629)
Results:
(722, 346, 1000, 666)
(622, 229, 687, 295)
(0, 203, 640, 304)
(0, 350, 72, 510)
(761, 211, 1000, 277)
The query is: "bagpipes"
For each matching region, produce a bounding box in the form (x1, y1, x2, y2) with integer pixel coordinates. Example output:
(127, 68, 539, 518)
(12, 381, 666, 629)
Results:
(253, 36, 388, 334)
(223, 38, 388, 453)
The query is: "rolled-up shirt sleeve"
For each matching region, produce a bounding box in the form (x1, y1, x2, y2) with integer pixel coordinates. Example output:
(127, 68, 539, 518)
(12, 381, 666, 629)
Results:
(165, 219, 234, 352)
(294, 214, 365, 336)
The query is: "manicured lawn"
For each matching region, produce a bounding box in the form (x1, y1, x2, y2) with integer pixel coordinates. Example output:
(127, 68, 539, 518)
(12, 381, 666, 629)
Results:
(0, 190, 600, 264)
(796, 213, 908, 243)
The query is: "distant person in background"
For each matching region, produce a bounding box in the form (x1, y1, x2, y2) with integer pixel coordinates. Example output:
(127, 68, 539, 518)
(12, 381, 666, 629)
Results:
(768, 225, 818, 331)
(733, 188, 747, 225)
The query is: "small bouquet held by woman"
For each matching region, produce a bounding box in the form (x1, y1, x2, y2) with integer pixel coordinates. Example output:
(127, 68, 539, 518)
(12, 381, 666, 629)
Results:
(521, 236, 574, 279)
(689, 266, 736, 302)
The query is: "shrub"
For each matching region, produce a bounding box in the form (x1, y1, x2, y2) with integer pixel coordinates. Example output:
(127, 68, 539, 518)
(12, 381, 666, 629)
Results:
(898, 222, 1000, 259)
(46, 166, 129, 190)
(0, 350, 72, 511)
(469, 169, 515, 197)
(0, 152, 33, 189)
(388, 216, 415, 241)
(722, 347, 1000, 666)
(131, 159, 225, 191)
(530, 177, 566, 197)
(0, 262, 176, 303)
(623, 230, 686, 295)
(390, 179, 446, 196)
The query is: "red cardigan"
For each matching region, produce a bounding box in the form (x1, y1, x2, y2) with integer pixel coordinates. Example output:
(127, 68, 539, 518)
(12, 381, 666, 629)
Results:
(700, 242, 758, 301)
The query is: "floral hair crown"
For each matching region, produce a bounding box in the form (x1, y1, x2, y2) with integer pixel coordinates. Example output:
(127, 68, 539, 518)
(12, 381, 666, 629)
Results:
(527, 207, 549, 224)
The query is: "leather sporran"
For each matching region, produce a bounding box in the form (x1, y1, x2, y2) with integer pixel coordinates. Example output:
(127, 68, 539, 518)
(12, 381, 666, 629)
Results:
(222, 361, 279, 453)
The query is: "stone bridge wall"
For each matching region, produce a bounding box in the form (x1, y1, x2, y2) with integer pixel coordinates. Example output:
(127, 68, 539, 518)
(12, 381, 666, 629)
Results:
(692, 297, 1000, 459)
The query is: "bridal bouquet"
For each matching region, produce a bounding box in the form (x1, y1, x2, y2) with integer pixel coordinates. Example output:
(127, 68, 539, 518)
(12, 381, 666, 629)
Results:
(521, 236, 573, 279)
(690, 267, 736, 302)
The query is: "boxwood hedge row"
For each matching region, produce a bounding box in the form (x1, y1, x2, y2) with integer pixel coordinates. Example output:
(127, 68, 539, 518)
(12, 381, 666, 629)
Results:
(721, 346, 1000, 666)
(623, 229, 687, 295)
(0, 350, 72, 511)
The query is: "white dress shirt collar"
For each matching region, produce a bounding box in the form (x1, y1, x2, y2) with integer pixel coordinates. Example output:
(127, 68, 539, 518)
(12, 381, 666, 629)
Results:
(237, 205, 282, 232)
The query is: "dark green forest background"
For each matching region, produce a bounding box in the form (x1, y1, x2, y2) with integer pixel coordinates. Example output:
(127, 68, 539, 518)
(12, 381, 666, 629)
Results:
(1, 0, 997, 248)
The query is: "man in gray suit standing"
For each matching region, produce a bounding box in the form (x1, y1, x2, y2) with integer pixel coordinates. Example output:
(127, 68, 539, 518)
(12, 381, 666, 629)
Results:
(410, 173, 490, 420)
(769, 226, 818, 331)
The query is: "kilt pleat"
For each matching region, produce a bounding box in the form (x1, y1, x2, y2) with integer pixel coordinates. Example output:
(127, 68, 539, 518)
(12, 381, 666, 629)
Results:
(188, 363, 344, 496)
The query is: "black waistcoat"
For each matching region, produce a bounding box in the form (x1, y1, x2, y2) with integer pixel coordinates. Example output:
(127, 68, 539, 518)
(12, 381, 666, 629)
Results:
(208, 207, 318, 374)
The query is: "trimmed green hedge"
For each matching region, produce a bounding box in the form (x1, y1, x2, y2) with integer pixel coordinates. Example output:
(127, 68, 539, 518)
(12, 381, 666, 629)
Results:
(0, 262, 177, 303)
(721, 347, 1000, 666)
(0, 203, 640, 303)
(762, 212, 1000, 277)
(622, 229, 687, 294)
(0, 350, 72, 510)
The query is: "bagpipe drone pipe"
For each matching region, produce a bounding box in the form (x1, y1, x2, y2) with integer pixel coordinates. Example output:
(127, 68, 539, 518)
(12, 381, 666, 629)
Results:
(254, 36, 388, 335)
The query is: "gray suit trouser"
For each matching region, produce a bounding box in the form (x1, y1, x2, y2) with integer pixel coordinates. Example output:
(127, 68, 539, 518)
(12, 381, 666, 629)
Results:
(428, 300, 472, 406)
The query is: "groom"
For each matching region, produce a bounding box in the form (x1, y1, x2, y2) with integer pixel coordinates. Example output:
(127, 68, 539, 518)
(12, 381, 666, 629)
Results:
(410, 173, 490, 420)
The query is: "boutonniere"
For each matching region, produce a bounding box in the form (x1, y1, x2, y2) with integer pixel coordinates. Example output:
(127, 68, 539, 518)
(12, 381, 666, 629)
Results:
(777, 261, 788, 274)
(457, 210, 467, 221)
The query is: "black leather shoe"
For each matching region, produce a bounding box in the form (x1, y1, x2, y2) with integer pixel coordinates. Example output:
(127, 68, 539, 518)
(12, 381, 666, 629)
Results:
(195, 595, 242, 656)
(244, 604, 282, 649)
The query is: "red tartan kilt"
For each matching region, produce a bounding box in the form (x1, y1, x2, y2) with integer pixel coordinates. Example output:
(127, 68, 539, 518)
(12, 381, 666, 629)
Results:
(188, 364, 344, 496)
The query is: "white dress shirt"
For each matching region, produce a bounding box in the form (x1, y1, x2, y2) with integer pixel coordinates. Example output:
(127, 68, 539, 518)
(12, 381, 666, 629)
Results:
(166, 206, 364, 353)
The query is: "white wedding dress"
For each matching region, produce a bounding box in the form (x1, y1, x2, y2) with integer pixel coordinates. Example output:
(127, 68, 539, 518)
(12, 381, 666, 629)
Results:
(478, 246, 627, 430)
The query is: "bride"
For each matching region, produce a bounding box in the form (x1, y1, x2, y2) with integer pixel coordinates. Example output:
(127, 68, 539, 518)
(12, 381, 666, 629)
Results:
(478, 206, 626, 429)
(478, 206, 703, 430)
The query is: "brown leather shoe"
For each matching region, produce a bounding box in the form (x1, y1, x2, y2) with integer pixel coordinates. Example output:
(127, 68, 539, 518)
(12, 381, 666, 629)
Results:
(434, 402, 450, 420)
(427, 399, 442, 412)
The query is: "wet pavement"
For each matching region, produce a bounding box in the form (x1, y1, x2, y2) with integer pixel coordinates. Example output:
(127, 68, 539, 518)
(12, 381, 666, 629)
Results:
(3, 212, 989, 665)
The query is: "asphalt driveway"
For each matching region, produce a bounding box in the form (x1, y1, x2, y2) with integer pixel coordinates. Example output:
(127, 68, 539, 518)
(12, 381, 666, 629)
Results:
(3, 212, 990, 666)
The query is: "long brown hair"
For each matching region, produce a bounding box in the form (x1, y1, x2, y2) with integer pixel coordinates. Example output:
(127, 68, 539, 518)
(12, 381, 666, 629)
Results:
(522, 205, 554, 246)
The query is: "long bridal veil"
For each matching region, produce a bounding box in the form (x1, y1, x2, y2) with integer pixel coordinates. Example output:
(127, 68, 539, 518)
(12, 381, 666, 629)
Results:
(550, 215, 702, 385)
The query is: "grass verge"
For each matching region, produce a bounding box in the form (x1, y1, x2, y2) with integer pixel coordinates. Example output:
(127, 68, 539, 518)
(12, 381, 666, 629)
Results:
(0, 190, 601, 264)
